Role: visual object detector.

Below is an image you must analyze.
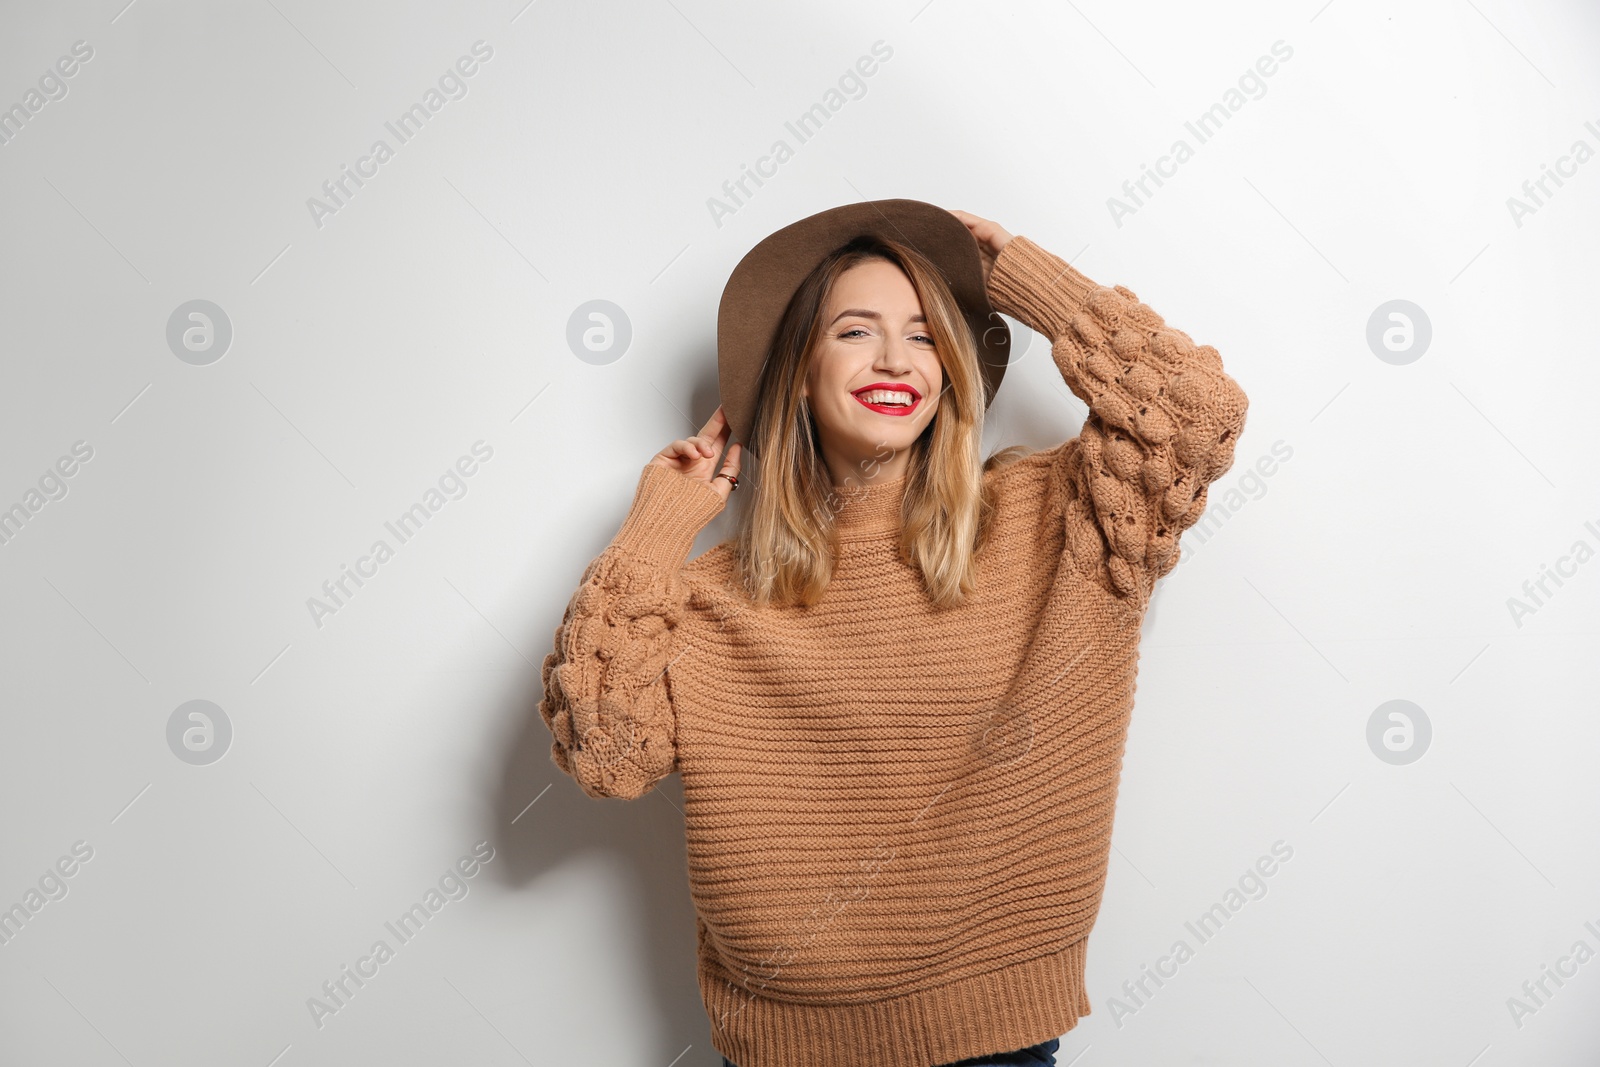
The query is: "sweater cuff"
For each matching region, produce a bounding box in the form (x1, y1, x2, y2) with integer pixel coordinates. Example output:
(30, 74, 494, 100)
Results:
(613, 462, 728, 566)
(985, 234, 1103, 343)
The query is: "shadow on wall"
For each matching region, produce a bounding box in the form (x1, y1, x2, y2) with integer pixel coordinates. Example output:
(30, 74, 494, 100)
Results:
(490, 707, 713, 1057)
(486, 373, 733, 1063)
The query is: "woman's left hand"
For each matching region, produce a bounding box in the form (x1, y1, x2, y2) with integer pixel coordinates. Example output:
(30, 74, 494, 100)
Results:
(948, 209, 1015, 285)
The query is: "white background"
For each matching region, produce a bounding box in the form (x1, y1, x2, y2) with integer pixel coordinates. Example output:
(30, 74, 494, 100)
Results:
(1, 0, 1596, 1064)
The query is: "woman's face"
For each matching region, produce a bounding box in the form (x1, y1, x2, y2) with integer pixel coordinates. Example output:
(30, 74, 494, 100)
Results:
(801, 258, 944, 486)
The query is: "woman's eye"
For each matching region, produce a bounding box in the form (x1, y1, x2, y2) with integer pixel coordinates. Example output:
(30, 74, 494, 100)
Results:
(838, 328, 934, 343)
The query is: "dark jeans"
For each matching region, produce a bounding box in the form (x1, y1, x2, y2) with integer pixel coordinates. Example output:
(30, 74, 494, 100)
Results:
(722, 1036, 1060, 1067)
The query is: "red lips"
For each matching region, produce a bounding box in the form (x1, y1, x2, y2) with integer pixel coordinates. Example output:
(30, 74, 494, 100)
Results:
(851, 382, 921, 416)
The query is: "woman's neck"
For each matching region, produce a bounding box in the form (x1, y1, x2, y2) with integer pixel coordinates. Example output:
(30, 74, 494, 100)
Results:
(822, 445, 913, 489)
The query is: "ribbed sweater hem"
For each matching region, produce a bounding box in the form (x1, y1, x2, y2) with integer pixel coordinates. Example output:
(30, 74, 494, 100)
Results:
(702, 938, 1090, 1067)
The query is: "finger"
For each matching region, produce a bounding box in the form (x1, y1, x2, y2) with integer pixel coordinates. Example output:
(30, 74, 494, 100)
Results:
(691, 410, 730, 460)
(698, 405, 728, 440)
(712, 443, 742, 499)
(703, 419, 732, 457)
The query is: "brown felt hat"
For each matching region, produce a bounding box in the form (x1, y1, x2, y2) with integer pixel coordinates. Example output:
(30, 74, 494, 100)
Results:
(716, 198, 1012, 453)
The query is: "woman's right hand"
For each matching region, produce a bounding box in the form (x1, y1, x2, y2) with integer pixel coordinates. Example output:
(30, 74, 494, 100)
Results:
(649, 404, 743, 503)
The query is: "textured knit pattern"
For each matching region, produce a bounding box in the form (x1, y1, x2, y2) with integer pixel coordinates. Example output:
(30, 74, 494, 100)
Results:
(537, 235, 1248, 1067)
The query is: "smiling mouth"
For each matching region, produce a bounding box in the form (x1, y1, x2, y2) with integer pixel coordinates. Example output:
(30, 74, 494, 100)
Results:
(851, 385, 921, 416)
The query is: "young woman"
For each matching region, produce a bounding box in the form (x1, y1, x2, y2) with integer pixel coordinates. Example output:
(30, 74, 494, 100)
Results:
(538, 200, 1248, 1067)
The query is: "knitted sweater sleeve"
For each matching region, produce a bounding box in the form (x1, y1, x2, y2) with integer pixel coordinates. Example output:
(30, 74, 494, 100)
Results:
(985, 235, 1249, 602)
(537, 462, 727, 800)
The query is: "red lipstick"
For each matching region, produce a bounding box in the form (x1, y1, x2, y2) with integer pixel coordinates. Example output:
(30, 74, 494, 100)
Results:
(851, 382, 921, 416)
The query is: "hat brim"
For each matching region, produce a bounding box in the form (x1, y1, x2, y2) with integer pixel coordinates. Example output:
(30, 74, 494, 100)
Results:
(716, 198, 1011, 454)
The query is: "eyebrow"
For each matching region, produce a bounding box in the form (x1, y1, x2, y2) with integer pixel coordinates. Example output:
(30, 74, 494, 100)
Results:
(828, 308, 927, 326)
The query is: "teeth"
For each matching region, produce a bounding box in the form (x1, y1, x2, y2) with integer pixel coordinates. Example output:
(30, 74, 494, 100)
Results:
(857, 389, 913, 406)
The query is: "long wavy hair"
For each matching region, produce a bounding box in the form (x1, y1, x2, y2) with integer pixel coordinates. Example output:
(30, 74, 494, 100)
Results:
(730, 232, 1031, 610)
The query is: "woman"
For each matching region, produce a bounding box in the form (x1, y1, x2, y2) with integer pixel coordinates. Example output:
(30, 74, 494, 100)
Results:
(538, 199, 1248, 1067)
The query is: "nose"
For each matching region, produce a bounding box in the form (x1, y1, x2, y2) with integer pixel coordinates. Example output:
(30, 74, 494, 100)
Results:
(872, 333, 916, 374)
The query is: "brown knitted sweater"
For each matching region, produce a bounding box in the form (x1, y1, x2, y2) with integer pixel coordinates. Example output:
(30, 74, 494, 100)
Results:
(538, 235, 1249, 1067)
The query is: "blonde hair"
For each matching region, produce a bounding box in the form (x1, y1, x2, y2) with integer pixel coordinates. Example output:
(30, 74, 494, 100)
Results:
(731, 233, 1031, 610)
